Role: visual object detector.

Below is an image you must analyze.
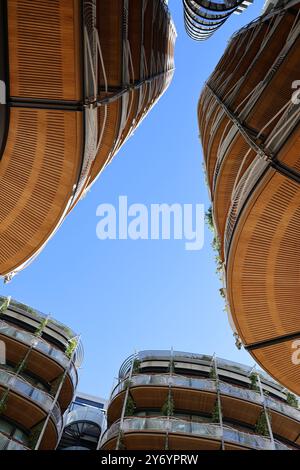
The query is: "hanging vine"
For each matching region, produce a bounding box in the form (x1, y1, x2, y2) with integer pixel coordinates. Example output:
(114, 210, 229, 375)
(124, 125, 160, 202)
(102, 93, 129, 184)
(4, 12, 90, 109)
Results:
(0, 391, 8, 415)
(161, 392, 174, 417)
(211, 400, 220, 423)
(255, 410, 271, 436)
(34, 318, 49, 338)
(65, 337, 78, 359)
(132, 359, 141, 375)
(124, 394, 136, 417)
(249, 373, 259, 392)
(209, 366, 216, 380)
(0, 297, 10, 315)
(286, 392, 299, 409)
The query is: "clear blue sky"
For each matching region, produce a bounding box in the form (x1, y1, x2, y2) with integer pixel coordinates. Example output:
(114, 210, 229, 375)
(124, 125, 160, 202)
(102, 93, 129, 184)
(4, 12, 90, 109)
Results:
(1, 1, 264, 398)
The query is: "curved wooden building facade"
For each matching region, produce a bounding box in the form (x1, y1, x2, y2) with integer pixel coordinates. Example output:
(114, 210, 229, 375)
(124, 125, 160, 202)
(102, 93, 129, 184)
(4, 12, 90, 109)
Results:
(0, 0, 176, 281)
(100, 351, 300, 450)
(199, 1, 300, 394)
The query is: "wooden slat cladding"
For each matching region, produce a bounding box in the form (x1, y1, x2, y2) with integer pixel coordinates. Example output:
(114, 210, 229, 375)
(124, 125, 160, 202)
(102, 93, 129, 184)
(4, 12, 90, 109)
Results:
(199, 4, 300, 394)
(90, 0, 176, 189)
(97, 0, 124, 88)
(227, 169, 300, 394)
(255, 341, 300, 404)
(199, 9, 298, 196)
(0, 1, 175, 277)
(8, 0, 82, 100)
(0, 108, 82, 275)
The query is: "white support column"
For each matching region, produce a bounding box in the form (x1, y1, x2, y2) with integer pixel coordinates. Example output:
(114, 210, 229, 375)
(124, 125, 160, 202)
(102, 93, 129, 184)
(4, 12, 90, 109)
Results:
(165, 347, 174, 450)
(256, 372, 276, 450)
(212, 355, 225, 451)
(115, 351, 137, 450)
(34, 335, 81, 450)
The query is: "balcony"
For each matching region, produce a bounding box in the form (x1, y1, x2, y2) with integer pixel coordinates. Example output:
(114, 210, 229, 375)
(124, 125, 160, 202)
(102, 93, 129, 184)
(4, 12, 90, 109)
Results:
(0, 368, 62, 432)
(0, 320, 77, 380)
(108, 373, 300, 444)
(224, 115, 300, 395)
(101, 417, 290, 450)
(119, 351, 284, 392)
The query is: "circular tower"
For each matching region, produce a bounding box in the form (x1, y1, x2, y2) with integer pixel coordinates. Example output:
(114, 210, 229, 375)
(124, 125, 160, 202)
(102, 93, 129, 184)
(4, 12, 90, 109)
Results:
(0, 296, 83, 450)
(101, 350, 300, 450)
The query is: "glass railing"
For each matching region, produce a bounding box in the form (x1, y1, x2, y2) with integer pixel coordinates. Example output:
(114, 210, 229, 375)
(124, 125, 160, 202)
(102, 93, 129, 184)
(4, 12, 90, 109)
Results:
(65, 407, 105, 431)
(266, 396, 300, 422)
(0, 295, 84, 368)
(111, 373, 300, 422)
(120, 350, 284, 390)
(101, 417, 290, 450)
(63, 446, 90, 451)
(0, 369, 62, 433)
(0, 320, 78, 389)
(0, 296, 75, 340)
(0, 431, 29, 450)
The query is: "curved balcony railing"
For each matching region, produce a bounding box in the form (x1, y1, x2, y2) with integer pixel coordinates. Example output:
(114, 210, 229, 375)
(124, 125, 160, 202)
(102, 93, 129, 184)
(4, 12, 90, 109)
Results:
(0, 296, 84, 368)
(0, 431, 29, 450)
(0, 296, 75, 339)
(119, 350, 284, 392)
(0, 369, 62, 433)
(101, 417, 289, 450)
(0, 320, 78, 390)
(65, 407, 105, 431)
(63, 446, 90, 450)
(110, 373, 300, 422)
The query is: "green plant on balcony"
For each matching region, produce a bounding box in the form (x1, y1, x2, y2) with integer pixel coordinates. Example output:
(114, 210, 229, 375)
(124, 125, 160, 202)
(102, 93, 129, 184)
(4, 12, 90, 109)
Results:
(219, 288, 226, 299)
(117, 430, 126, 450)
(0, 392, 8, 415)
(34, 318, 48, 338)
(286, 392, 299, 409)
(161, 393, 174, 417)
(28, 421, 44, 449)
(211, 400, 220, 423)
(0, 297, 10, 315)
(249, 373, 259, 392)
(124, 394, 136, 417)
(65, 337, 78, 359)
(209, 367, 216, 380)
(132, 359, 141, 375)
(14, 357, 27, 375)
(124, 379, 132, 390)
(255, 411, 271, 437)
(205, 206, 214, 232)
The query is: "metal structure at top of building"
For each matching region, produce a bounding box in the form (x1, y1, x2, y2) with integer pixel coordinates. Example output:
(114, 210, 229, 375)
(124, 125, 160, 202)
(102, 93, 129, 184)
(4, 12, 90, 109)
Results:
(183, 0, 253, 41)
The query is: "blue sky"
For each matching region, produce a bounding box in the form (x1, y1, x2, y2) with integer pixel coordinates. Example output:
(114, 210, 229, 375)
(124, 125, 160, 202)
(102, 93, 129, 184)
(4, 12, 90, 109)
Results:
(1, 1, 264, 398)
